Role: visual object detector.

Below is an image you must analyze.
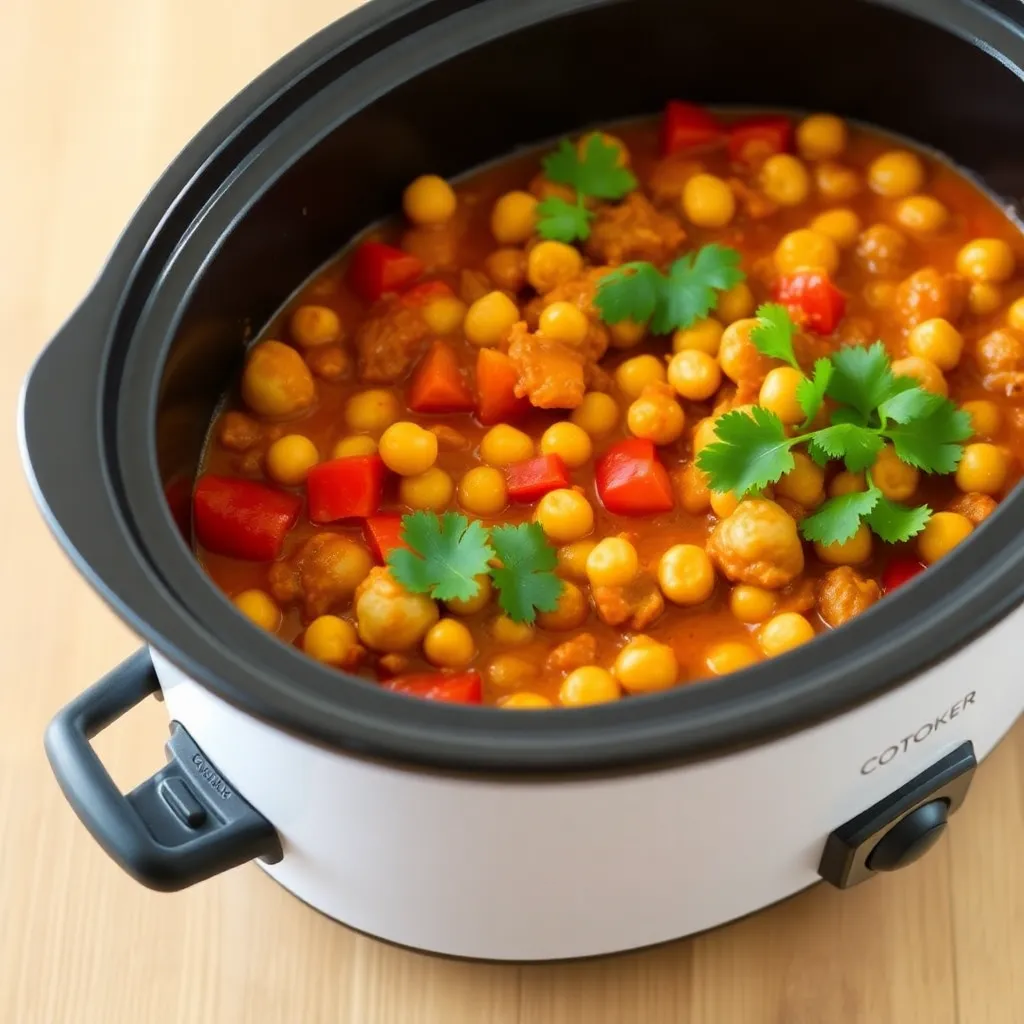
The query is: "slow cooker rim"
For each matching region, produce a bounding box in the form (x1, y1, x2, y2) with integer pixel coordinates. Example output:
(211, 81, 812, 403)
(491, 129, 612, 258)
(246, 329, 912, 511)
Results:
(24, 0, 1024, 774)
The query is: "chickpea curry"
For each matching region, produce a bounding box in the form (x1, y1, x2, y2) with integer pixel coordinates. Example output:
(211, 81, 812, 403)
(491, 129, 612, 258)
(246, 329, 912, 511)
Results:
(191, 104, 1024, 709)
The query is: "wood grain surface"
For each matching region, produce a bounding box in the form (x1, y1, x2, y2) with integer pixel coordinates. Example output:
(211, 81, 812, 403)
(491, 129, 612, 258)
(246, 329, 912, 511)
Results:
(1, 1, 1022, 1021)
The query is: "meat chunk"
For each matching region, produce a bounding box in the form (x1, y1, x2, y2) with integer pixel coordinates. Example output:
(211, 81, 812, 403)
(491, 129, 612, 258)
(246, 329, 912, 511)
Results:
(355, 298, 430, 383)
(648, 155, 704, 205)
(948, 492, 998, 525)
(585, 192, 686, 266)
(707, 499, 805, 589)
(855, 224, 907, 277)
(529, 267, 611, 319)
(894, 267, 967, 328)
(976, 328, 1024, 397)
(728, 177, 779, 220)
(430, 424, 470, 450)
(545, 633, 597, 674)
(218, 411, 262, 452)
(593, 578, 665, 630)
(353, 567, 439, 653)
(269, 533, 373, 621)
(305, 345, 351, 382)
(506, 322, 587, 409)
(818, 566, 881, 629)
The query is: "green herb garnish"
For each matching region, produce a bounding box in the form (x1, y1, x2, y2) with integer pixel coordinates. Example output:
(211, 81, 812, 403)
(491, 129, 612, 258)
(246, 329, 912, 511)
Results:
(488, 523, 564, 624)
(594, 244, 746, 334)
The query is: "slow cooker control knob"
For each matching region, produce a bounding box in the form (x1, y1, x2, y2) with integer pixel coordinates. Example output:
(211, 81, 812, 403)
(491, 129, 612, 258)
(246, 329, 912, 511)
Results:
(819, 741, 976, 889)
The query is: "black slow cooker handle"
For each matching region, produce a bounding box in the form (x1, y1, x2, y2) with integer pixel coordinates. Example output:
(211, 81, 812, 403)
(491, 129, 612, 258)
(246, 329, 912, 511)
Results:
(44, 649, 282, 891)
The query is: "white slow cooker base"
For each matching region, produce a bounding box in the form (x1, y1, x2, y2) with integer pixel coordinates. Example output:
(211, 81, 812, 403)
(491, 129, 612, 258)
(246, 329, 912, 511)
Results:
(154, 605, 1024, 961)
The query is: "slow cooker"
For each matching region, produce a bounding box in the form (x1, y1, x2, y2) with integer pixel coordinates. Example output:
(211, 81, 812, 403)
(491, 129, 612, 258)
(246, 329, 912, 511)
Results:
(19, 0, 1024, 961)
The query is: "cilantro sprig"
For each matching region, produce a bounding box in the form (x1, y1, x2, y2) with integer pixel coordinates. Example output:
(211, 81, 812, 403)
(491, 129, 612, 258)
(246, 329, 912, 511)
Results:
(535, 135, 638, 243)
(696, 305, 972, 546)
(594, 244, 745, 334)
(387, 513, 563, 624)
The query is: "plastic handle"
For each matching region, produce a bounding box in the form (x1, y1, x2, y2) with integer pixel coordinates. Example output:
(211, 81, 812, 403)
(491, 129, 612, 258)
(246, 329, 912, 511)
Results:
(45, 649, 281, 891)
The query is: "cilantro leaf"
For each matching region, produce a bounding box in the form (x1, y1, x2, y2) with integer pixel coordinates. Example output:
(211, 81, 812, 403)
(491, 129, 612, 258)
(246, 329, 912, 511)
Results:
(387, 512, 494, 603)
(806, 422, 885, 473)
(884, 399, 973, 474)
(796, 358, 834, 426)
(593, 262, 665, 325)
(826, 342, 898, 421)
(653, 245, 745, 333)
(877, 385, 942, 425)
(864, 494, 933, 544)
(536, 196, 594, 242)
(749, 303, 801, 370)
(488, 523, 563, 624)
(543, 135, 637, 200)
(800, 487, 881, 545)
(696, 407, 796, 497)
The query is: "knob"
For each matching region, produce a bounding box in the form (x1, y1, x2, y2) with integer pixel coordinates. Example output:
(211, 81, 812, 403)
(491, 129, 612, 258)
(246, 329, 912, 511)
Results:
(866, 799, 949, 872)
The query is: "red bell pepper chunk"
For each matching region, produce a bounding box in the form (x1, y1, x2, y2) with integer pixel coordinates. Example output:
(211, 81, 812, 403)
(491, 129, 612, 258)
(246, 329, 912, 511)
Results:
(363, 514, 408, 563)
(476, 347, 529, 425)
(595, 439, 675, 516)
(882, 558, 926, 594)
(193, 475, 301, 561)
(164, 475, 193, 538)
(728, 115, 792, 165)
(307, 455, 386, 523)
(660, 101, 724, 156)
(399, 280, 455, 307)
(349, 241, 424, 304)
(505, 454, 571, 502)
(384, 672, 483, 705)
(773, 270, 847, 334)
(408, 340, 475, 414)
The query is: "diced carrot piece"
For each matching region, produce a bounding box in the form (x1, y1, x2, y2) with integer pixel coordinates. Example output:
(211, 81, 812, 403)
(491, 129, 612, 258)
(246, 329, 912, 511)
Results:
(408, 340, 475, 414)
(505, 455, 570, 502)
(476, 348, 529, 425)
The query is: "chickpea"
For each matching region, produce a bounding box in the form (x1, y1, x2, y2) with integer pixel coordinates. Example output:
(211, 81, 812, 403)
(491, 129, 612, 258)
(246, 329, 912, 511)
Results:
(333, 435, 378, 459)
(907, 318, 963, 371)
(918, 511, 973, 564)
(379, 421, 438, 476)
(539, 301, 590, 346)
(668, 349, 723, 401)
(500, 692, 552, 709)
(682, 173, 736, 227)
(776, 452, 826, 507)
(758, 367, 805, 425)
(968, 282, 1002, 317)
(956, 238, 1015, 284)
(608, 319, 647, 349)
(615, 354, 667, 399)
(1008, 296, 1024, 331)
(571, 391, 620, 437)
(759, 613, 816, 657)
(890, 355, 948, 397)
(445, 575, 492, 615)
(345, 388, 400, 433)
(627, 387, 686, 445)
(868, 150, 924, 197)
(613, 636, 679, 694)
(797, 114, 847, 160)
(962, 400, 1002, 440)
(403, 174, 457, 225)
(677, 462, 712, 514)
(658, 544, 716, 606)
(729, 585, 776, 624)
(557, 540, 597, 580)
(540, 422, 592, 469)
(242, 340, 316, 418)
(423, 619, 475, 669)
(815, 161, 861, 200)
(955, 443, 1009, 495)
(491, 614, 536, 646)
(233, 590, 282, 631)
(815, 524, 872, 566)
(559, 666, 621, 707)
(774, 229, 840, 276)
(716, 282, 755, 323)
(458, 466, 507, 516)
(895, 195, 948, 234)
(719, 319, 776, 385)
(856, 223, 907, 276)
(692, 416, 722, 454)
(487, 654, 537, 690)
(485, 249, 527, 293)
(536, 489, 594, 543)
(290, 305, 341, 347)
(760, 154, 811, 206)
(480, 424, 534, 467)
(809, 208, 861, 250)
(672, 318, 724, 356)
(537, 581, 590, 631)
(355, 569, 439, 653)
(400, 467, 454, 511)
(863, 281, 898, 309)
(705, 642, 760, 676)
(830, 471, 866, 497)
(265, 434, 319, 486)
(422, 295, 467, 335)
(586, 537, 639, 588)
(709, 489, 741, 519)
(303, 615, 358, 664)
(464, 290, 519, 347)
(491, 190, 538, 244)
(870, 445, 919, 501)
(527, 240, 583, 293)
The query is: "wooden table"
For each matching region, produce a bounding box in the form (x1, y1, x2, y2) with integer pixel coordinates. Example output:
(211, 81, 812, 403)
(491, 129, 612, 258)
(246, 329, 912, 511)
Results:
(2, 1, 1022, 1020)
